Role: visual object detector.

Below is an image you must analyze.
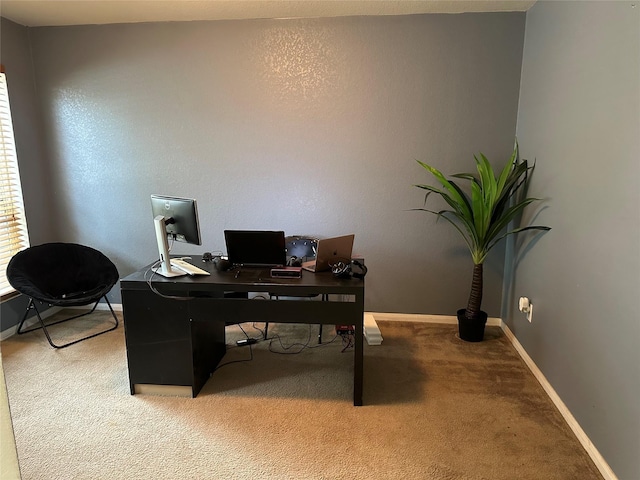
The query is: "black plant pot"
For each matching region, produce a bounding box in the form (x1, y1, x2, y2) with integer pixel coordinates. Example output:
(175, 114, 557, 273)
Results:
(457, 309, 488, 342)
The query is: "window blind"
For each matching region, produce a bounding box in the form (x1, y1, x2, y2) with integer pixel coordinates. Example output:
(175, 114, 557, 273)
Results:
(0, 72, 30, 296)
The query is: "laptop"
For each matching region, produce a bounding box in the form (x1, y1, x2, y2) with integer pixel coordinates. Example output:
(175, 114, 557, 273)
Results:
(302, 234, 355, 273)
(224, 230, 286, 268)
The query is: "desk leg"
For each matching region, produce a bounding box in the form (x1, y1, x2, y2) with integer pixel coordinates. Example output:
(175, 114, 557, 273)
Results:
(354, 292, 364, 406)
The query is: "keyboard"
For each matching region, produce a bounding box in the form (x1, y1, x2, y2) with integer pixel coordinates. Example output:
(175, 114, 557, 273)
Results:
(170, 258, 210, 276)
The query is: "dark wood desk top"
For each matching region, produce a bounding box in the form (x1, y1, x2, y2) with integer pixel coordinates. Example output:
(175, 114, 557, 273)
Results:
(120, 255, 364, 296)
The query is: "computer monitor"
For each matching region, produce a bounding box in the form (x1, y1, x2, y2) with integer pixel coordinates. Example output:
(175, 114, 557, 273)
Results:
(224, 230, 286, 267)
(151, 194, 201, 277)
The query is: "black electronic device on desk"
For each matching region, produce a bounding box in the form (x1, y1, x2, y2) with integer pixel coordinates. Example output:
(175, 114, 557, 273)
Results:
(270, 266, 302, 278)
(224, 230, 289, 278)
(202, 252, 232, 272)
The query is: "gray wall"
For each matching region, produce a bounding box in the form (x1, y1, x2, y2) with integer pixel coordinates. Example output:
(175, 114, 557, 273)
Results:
(2, 4, 637, 477)
(21, 13, 524, 313)
(0, 18, 56, 331)
(0, 19, 54, 244)
(507, 2, 640, 478)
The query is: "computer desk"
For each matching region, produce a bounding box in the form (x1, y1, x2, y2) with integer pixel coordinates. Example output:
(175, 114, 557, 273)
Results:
(120, 256, 365, 406)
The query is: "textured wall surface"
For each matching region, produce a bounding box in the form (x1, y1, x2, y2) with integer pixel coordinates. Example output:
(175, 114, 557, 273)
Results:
(3, 6, 637, 477)
(0, 19, 54, 246)
(0, 18, 56, 332)
(25, 13, 525, 311)
(510, 1, 640, 478)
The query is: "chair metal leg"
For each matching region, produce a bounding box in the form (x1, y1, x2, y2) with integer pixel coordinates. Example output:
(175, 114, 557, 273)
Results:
(16, 296, 119, 349)
(265, 293, 329, 344)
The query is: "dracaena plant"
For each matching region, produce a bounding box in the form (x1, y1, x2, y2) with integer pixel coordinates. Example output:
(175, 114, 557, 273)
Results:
(414, 141, 550, 321)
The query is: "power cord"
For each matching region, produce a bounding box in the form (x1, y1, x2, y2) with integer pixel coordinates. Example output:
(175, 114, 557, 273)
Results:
(339, 332, 355, 352)
(267, 324, 340, 355)
(143, 234, 196, 300)
(214, 323, 258, 371)
(144, 258, 195, 301)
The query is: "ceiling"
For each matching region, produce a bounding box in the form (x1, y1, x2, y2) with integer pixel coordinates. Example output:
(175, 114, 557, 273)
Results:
(1, 0, 536, 27)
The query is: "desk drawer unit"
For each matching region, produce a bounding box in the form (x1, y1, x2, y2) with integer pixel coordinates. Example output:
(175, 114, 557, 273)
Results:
(122, 289, 226, 397)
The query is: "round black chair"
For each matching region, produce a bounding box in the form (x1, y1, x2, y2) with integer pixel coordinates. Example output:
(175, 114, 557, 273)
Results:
(6, 242, 119, 348)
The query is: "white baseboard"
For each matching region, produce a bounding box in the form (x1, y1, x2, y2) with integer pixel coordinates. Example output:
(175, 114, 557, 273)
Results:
(67, 302, 123, 313)
(369, 311, 502, 327)
(0, 305, 616, 479)
(500, 322, 617, 480)
(1, 303, 124, 341)
(0, 306, 63, 341)
(370, 312, 616, 480)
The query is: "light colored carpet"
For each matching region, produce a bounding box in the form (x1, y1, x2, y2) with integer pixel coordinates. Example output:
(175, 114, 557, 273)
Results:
(1, 311, 602, 480)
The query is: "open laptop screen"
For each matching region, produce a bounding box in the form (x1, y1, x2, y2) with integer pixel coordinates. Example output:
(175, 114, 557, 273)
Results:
(224, 230, 286, 267)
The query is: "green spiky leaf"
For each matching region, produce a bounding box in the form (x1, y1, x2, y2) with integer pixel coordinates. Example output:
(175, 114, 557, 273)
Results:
(413, 140, 551, 319)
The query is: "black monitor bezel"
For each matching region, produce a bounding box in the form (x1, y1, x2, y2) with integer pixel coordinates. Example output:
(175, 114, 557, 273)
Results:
(224, 230, 286, 267)
(151, 194, 202, 246)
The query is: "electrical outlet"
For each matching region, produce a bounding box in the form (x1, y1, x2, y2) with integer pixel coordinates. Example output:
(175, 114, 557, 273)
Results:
(518, 297, 533, 323)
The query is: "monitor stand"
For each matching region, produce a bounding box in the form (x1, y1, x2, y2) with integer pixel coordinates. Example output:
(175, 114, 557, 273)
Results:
(154, 215, 186, 278)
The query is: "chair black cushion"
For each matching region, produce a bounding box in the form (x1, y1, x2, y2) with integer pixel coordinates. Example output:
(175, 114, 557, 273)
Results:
(6, 243, 119, 307)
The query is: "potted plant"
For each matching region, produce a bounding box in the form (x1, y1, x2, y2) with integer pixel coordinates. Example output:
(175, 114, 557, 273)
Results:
(414, 141, 550, 341)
